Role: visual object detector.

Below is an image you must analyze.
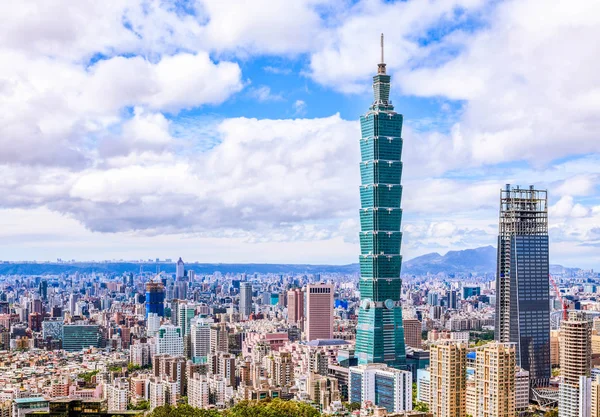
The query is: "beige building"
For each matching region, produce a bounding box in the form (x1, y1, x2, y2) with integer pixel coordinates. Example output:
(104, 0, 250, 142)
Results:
(308, 372, 340, 411)
(403, 319, 422, 349)
(474, 343, 516, 417)
(559, 311, 592, 417)
(305, 284, 333, 341)
(592, 334, 600, 355)
(551, 329, 561, 367)
(430, 341, 467, 417)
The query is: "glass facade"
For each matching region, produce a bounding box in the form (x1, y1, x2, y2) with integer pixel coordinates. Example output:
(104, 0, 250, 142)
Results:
(63, 325, 102, 352)
(350, 372, 363, 404)
(495, 185, 550, 387)
(355, 57, 406, 368)
(374, 374, 395, 412)
(146, 282, 165, 318)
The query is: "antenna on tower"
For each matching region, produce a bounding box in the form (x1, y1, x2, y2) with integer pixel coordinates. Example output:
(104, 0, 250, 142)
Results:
(378, 33, 387, 75)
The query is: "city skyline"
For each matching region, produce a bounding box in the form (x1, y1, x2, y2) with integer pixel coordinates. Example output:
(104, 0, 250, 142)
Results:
(2, 1, 600, 269)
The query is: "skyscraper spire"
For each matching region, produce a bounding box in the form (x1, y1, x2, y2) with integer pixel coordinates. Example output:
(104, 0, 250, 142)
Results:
(356, 38, 405, 369)
(378, 33, 386, 75)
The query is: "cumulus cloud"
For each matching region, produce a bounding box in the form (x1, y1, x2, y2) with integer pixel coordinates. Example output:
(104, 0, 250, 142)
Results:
(2, 0, 600, 266)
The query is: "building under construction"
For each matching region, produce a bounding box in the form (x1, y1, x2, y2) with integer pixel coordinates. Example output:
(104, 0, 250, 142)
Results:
(145, 281, 165, 318)
(495, 184, 551, 390)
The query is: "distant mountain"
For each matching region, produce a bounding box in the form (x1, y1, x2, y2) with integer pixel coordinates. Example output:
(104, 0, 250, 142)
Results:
(402, 246, 497, 275)
(0, 262, 359, 277)
(0, 246, 580, 277)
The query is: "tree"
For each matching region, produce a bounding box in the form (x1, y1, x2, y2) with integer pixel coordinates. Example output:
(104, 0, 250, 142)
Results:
(344, 402, 360, 412)
(414, 402, 429, 412)
(128, 400, 150, 410)
(544, 409, 558, 417)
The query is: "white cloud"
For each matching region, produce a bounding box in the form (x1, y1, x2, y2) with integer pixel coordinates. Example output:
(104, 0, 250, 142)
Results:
(248, 86, 283, 102)
(294, 100, 307, 115)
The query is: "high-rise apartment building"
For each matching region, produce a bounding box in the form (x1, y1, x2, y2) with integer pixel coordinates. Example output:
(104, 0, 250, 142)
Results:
(188, 373, 209, 409)
(106, 378, 129, 411)
(355, 34, 406, 368)
(240, 282, 253, 319)
(495, 184, 551, 387)
(305, 283, 333, 341)
(287, 288, 304, 326)
(592, 376, 600, 417)
(430, 341, 467, 417)
(210, 322, 229, 354)
(559, 311, 592, 417)
(474, 343, 516, 417)
(403, 318, 422, 349)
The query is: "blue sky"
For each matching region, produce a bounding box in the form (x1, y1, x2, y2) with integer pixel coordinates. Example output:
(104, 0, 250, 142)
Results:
(1, 0, 600, 269)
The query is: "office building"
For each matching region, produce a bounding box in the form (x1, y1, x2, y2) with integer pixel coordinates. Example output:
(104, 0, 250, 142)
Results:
(287, 288, 304, 327)
(348, 363, 412, 413)
(446, 290, 458, 309)
(430, 341, 467, 417)
(403, 318, 422, 349)
(240, 282, 253, 319)
(427, 292, 439, 306)
(177, 303, 196, 336)
(463, 286, 481, 299)
(559, 311, 592, 417)
(356, 34, 406, 369)
(191, 317, 212, 363)
(155, 324, 183, 356)
(62, 325, 102, 352)
(495, 185, 551, 387)
(416, 369, 430, 405)
(474, 343, 516, 417)
(42, 318, 63, 341)
(146, 281, 165, 318)
(176, 257, 185, 279)
(305, 283, 333, 341)
(147, 312, 161, 337)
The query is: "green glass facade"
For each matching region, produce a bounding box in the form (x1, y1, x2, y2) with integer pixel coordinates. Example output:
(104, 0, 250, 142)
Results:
(63, 325, 102, 352)
(356, 60, 406, 368)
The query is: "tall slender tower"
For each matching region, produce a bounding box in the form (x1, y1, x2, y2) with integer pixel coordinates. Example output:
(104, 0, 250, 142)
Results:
(355, 34, 406, 368)
(495, 184, 550, 387)
(239, 282, 253, 319)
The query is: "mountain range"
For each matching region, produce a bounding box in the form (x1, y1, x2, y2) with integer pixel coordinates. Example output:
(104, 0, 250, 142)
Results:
(0, 246, 578, 276)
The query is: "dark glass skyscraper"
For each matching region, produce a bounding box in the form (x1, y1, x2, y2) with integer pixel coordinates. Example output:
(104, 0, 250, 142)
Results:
(495, 184, 550, 387)
(355, 34, 406, 368)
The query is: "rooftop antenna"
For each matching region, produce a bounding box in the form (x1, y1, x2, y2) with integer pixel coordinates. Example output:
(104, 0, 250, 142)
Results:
(378, 33, 387, 75)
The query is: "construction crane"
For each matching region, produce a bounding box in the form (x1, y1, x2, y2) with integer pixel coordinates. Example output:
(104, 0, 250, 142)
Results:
(549, 274, 567, 321)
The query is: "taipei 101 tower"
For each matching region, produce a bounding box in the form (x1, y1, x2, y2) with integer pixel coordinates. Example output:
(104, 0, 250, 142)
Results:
(355, 34, 406, 368)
